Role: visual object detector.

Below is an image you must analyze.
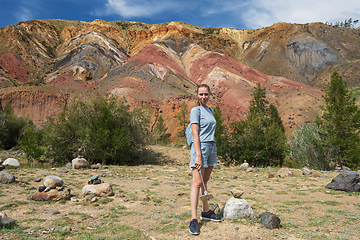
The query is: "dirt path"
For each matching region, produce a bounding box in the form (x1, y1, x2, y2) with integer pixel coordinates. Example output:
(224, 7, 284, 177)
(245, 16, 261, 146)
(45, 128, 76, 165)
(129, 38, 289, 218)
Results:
(0, 145, 360, 239)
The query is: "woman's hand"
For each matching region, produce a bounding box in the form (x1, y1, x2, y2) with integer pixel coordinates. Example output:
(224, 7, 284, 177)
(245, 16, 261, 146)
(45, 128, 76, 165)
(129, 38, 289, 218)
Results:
(195, 155, 202, 170)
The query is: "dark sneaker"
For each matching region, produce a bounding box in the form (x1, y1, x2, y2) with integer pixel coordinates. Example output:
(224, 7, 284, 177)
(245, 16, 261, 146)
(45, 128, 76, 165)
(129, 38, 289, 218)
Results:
(189, 218, 200, 235)
(200, 210, 223, 222)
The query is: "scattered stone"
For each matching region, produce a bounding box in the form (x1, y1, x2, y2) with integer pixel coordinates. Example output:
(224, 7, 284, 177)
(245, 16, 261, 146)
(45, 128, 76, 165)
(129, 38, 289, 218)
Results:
(0, 165, 5, 171)
(44, 176, 64, 189)
(2, 158, 20, 167)
(38, 186, 46, 192)
(72, 157, 89, 169)
(325, 170, 360, 192)
(302, 168, 312, 175)
(34, 177, 41, 182)
(223, 197, 253, 220)
(277, 168, 293, 177)
(0, 171, 15, 184)
(254, 168, 260, 172)
(65, 162, 72, 168)
(267, 166, 274, 169)
(261, 212, 281, 229)
(250, 211, 261, 219)
(176, 191, 184, 196)
(268, 172, 277, 178)
(85, 193, 97, 202)
(70, 197, 79, 202)
(210, 203, 221, 216)
(239, 161, 249, 170)
(88, 179, 102, 185)
(0, 212, 15, 226)
(44, 187, 50, 192)
(57, 170, 68, 174)
(230, 175, 238, 179)
(91, 164, 101, 169)
(335, 165, 342, 172)
(91, 175, 99, 181)
(230, 189, 244, 198)
(137, 194, 150, 201)
(115, 193, 125, 198)
(31, 186, 71, 201)
(81, 183, 114, 197)
(44, 210, 60, 215)
(246, 168, 255, 172)
(311, 173, 320, 178)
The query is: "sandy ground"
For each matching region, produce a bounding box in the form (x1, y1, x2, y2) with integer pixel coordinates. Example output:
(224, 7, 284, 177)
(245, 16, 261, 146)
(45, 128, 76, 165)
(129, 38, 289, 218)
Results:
(0, 145, 360, 240)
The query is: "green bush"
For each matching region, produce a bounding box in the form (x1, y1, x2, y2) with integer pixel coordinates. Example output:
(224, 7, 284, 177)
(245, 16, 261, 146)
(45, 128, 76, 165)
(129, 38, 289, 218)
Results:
(287, 124, 330, 170)
(0, 102, 30, 150)
(222, 84, 286, 167)
(43, 95, 149, 165)
(18, 123, 45, 161)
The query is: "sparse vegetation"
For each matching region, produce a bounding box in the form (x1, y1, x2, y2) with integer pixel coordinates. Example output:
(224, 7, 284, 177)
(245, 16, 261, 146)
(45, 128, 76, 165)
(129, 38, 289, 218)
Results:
(326, 18, 359, 28)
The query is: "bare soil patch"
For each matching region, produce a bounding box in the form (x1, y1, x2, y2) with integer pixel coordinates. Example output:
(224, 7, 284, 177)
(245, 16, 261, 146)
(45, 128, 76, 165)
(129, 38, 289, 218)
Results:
(1, 145, 359, 239)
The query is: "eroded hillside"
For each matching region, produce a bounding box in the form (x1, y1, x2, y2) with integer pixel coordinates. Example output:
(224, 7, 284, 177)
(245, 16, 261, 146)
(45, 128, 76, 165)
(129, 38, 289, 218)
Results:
(1, 19, 359, 138)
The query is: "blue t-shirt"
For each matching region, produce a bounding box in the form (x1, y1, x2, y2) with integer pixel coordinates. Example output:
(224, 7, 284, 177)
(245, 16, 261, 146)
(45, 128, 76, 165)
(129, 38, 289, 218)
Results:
(190, 106, 216, 143)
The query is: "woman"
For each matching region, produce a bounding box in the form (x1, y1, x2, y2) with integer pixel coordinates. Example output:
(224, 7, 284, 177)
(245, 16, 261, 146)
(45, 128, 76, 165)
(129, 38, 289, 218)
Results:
(189, 84, 223, 235)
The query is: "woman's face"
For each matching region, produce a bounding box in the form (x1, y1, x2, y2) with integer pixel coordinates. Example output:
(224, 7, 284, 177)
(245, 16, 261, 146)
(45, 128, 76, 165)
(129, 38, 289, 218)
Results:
(197, 86, 210, 106)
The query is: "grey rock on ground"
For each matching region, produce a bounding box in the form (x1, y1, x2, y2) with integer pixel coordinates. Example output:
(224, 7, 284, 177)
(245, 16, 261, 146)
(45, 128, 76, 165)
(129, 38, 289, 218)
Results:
(261, 212, 281, 229)
(239, 162, 249, 170)
(223, 197, 253, 220)
(34, 177, 41, 182)
(302, 168, 312, 175)
(2, 158, 20, 167)
(44, 176, 64, 189)
(325, 170, 360, 192)
(0, 212, 15, 226)
(72, 157, 90, 169)
(81, 183, 114, 197)
(0, 171, 15, 184)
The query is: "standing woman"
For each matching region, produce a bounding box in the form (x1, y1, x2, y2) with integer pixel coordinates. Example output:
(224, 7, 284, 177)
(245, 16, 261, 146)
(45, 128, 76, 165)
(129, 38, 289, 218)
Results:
(189, 84, 223, 235)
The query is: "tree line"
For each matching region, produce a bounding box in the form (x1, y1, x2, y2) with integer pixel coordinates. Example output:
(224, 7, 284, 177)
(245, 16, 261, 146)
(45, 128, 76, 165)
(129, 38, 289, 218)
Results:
(1, 71, 359, 170)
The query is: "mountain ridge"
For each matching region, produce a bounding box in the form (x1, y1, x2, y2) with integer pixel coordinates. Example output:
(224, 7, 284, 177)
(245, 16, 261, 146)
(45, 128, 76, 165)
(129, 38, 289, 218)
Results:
(1, 19, 359, 139)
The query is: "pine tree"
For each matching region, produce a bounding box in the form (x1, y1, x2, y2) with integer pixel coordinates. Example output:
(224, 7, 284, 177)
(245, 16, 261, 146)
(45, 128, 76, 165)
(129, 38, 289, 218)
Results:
(316, 71, 360, 168)
(227, 83, 286, 167)
(154, 115, 169, 144)
(176, 101, 189, 138)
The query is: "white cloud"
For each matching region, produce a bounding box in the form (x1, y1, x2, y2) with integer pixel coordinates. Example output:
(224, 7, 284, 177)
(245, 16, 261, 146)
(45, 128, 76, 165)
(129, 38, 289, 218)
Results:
(97, 0, 360, 29)
(104, 0, 180, 18)
(240, 0, 360, 29)
(16, 7, 33, 23)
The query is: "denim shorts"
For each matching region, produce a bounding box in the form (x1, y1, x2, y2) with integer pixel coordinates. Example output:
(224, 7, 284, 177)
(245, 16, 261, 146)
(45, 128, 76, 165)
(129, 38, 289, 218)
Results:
(190, 142, 217, 168)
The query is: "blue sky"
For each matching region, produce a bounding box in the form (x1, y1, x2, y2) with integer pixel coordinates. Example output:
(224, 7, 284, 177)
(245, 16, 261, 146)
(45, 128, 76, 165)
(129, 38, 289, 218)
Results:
(1, 0, 360, 29)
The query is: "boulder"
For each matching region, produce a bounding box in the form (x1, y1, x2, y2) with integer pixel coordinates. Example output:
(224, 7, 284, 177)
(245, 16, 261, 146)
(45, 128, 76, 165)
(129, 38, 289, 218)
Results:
(277, 168, 293, 177)
(2, 158, 20, 167)
(0, 171, 15, 184)
(0, 212, 15, 226)
(81, 183, 114, 197)
(31, 187, 71, 201)
(261, 212, 281, 229)
(44, 176, 64, 189)
(223, 197, 253, 220)
(239, 161, 249, 170)
(325, 171, 360, 192)
(302, 168, 312, 175)
(72, 157, 89, 169)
